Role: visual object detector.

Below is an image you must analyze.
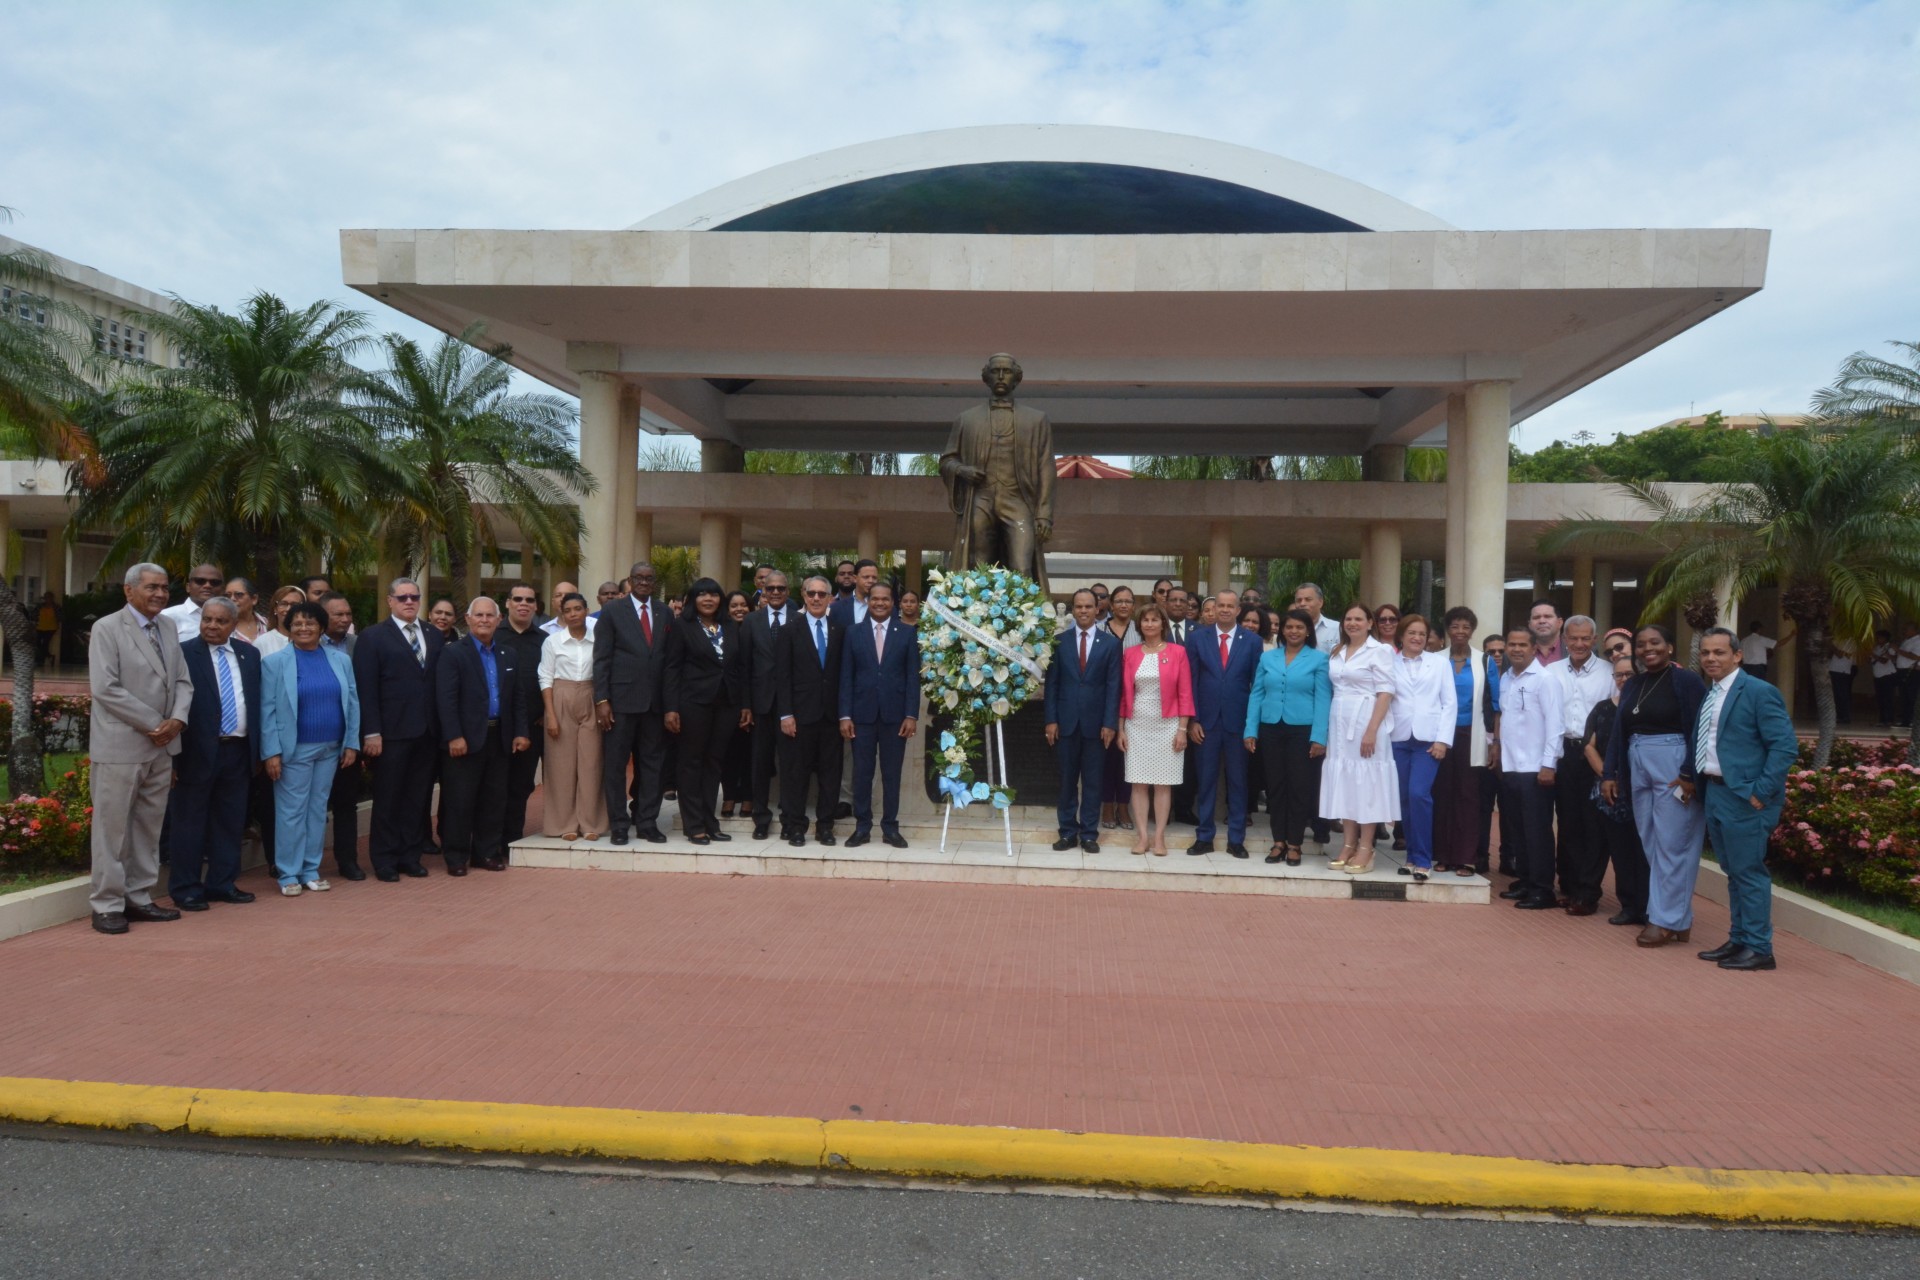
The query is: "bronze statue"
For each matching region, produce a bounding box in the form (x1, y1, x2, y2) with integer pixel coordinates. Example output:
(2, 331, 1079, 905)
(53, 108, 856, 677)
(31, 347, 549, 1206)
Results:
(937, 354, 1054, 593)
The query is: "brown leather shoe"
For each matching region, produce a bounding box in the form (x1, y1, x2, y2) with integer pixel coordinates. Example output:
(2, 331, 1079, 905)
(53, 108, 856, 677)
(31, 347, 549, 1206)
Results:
(1566, 901, 1598, 917)
(1636, 924, 1691, 947)
(124, 900, 181, 923)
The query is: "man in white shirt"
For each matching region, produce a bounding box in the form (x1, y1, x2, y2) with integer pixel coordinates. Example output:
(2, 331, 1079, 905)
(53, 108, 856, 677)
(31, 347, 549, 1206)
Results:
(1898, 625, 1920, 728)
(1494, 627, 1564, 910)
(1291, 582, 1342, 654)
(1546, 616, 1613, 914)
(1739, 622, 1776, 682)
(158, 563, 226, 640)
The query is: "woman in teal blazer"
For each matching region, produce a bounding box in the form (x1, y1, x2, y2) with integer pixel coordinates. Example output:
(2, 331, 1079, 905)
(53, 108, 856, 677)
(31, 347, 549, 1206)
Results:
(1242, 609, 1332, 865)
(260, 603, 362, 892)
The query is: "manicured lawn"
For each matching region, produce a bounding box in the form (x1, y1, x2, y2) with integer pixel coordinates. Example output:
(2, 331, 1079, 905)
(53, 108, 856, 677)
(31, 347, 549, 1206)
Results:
(1772, 868, 1920, 941)
(0, 868, 84, 895)
(0, 752, 84, 797)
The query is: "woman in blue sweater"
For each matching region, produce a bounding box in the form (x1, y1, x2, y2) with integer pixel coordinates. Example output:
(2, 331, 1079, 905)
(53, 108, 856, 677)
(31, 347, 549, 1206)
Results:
(1242, 609, 1331, 866)
(260, 602, 361, 895)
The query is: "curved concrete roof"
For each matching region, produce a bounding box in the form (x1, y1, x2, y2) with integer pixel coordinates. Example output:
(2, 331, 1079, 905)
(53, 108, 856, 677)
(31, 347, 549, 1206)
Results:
(631, 124, 1455, 234)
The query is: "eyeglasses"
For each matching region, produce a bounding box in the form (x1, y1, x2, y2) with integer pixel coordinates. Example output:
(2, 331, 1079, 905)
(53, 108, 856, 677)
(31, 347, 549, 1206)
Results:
(392, 593, 421, 603)
(189, 577, 223, 587)
(803, 589, 830, 598)
(765, 584, 788, 592)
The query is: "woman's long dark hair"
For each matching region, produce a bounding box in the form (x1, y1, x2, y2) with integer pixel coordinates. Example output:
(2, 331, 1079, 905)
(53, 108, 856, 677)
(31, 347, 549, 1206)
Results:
(683, 577, 725, 618)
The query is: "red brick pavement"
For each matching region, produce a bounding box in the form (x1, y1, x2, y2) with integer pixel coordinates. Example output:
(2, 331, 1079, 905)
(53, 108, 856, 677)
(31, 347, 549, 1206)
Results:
(3, 853, 1918, 1178)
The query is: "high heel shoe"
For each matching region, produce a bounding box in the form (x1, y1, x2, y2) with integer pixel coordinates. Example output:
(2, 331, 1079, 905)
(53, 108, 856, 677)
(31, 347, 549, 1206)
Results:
(1285, 845, 1302, 867)
(1342, 846, 1377, 875)
(1329, 842, 1356, 870)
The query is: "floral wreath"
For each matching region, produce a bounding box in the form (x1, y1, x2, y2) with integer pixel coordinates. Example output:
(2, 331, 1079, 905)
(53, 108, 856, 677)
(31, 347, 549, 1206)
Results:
(919, 565, 1055, 810)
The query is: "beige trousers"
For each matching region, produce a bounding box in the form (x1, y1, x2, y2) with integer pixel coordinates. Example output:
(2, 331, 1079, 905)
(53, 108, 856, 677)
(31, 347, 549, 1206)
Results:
(542, 679, 608, 836)
(90, 754, 172, 913)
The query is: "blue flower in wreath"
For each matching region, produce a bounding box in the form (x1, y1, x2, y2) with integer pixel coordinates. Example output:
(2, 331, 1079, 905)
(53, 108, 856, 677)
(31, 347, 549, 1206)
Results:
(971, 781, 990, 800)
(939, 731, 956, 751)
(991, 790, 1011, 810)
(945, 763, 962, 779)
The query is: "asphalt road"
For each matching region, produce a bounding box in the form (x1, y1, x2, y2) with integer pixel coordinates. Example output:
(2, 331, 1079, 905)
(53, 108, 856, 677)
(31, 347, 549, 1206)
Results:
(2, 1133, 1917, 1279)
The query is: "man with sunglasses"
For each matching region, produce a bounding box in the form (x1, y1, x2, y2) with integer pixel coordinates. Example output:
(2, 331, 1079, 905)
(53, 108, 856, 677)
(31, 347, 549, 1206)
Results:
(594, 561, 674, 845)
(498, 583, 550, 845)
(160, 563, 226, 640)
(739, 571, 792, 840)
(352, 577, 447, 881)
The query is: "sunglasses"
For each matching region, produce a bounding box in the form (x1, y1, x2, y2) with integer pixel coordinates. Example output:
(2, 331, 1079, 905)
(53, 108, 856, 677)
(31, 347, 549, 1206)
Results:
(509, 596, 537, 604)
(189, 577, 223, 587)
(803, 589, 830, 598)
(764, 584, 788, 592)
(392, 593, 421, 603)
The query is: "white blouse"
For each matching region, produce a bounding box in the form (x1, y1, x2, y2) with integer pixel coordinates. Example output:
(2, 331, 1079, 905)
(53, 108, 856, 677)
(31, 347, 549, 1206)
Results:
(538, 627, 596, 688)
(1328, 635, 1395, 699)
(1390, 649, 1458, 743)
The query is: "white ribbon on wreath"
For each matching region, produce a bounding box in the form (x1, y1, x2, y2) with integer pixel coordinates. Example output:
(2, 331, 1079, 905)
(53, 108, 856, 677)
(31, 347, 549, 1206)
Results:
(924, 593, 1046, 684)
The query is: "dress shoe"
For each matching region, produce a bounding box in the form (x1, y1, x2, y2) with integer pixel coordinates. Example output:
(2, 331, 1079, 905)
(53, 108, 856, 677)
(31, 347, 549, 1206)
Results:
(787, 834, 807, 848)
(1636, 924, 1691, 947)
(845, 831, 870, 848)
(447, 864, 469, 877)
(1607, 910, 1647, 927)
(815, 832, 836, 847)
(1697, 940, 1742, 962)
(375, 870, 401, 883)
(1512, 895, 1558, 910)
(752, 823, 771, 841)
(1053, 837, 1079, 852)
(477, 857, 507, 871)
(336, 865, 367, 882)
(1188, 840, 1215, 856)
(1718, 946, 1777, 971)
(1498, 885, 1530, 900)
(884, 832, 909, 849)
(208, 888, 256, 903)
(834, 802, 854, 820)
(124, 900, 181, 923)
(400, 864, 430, 878)
(175, 898, 210, 912)
(1565, 901, 1598, 917)
(91, 911, 128, 935)
(1080, 837, 1100, 854)
(1226, 842, 1249, 859)
(610, 827, 631, 846)
(639, 827, 668, 844)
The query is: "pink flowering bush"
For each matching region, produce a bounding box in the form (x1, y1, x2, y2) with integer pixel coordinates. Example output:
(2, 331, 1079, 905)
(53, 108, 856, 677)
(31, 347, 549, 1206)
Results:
(0, 693, 92, 752)
(1771, 751, 1920, 909)
(0, 758, 92, 881)
(1794, 736, 1908, 771)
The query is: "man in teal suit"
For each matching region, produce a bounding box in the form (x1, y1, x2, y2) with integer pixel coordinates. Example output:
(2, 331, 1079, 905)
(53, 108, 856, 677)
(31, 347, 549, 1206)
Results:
(1693, 629, 1799, 971)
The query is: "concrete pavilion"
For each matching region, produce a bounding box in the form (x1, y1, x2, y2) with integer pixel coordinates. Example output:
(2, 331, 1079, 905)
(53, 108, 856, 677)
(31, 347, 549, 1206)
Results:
(340, 124, 1768, 635)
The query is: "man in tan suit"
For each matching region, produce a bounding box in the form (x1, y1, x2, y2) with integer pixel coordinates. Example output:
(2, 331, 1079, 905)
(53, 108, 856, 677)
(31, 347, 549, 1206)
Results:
(89, 562, 194, 934)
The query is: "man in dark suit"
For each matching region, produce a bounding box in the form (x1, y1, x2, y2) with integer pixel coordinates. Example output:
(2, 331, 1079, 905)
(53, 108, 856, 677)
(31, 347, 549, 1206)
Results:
(436, 597, 531, 874)
(594, 561, 674, 845)
(1186, 588, 1263, 856)
(1044, 588, 1121, 853)
(828, 559, 879, 630)
(317, 592, 366, 880)
(1693, 628, 1799, 971)
(775, 575, 845, 847)
(496, 582, 548, 846)
(353, 576, 446, 882)
(168, 597, 261, 909)
(739, 570, 792, 840)
(838, 581, 920, 848)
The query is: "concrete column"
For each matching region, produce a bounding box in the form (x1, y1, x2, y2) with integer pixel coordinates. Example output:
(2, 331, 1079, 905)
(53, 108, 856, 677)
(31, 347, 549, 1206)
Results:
(1593, 561, 1615, 630)
(857, 516, 880, 565)
(1571, 553, 1594, 621)
(376, 553, 405, 622)
(1775, 596, 1798, 716)
(904, 547, 922, 593)
(612, 387, 640, 578)
(1443, 392, 1468, 609)
(62, 536, 74, 597)
(0, 499, 11, 581)
(1361, 523, 1403, 611)
(700, 440, 745, 473)
(1362, 444, 1406, 482)
(1180, 551, 1200, 595)
(1715, 573, 1739, 635)
(632, 511, 654, 571)
(1207, 521, 1232, 597)
(462, 554, 482, 608)
(575, 372, 624, 587)
(698, 513, 730, 585)
(1461, 380, 1513, 641)
(724, 515, 744, 590)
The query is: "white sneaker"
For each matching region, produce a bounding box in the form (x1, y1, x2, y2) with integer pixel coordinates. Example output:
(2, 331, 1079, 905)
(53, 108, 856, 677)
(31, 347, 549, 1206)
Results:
(302, 879, 331, 892)
(279, 884, 302, 897)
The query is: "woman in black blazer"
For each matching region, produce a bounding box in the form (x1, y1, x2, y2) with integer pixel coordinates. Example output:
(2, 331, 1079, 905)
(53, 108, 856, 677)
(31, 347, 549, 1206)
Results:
(664, 578, 749, 844)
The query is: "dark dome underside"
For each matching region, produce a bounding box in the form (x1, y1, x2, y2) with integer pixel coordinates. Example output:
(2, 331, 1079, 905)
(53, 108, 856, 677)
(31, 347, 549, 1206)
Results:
(714, 162, 1370, 235)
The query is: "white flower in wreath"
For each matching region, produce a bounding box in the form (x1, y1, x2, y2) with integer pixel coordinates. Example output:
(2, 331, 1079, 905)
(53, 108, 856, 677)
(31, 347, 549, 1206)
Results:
(990, 698, 1011, 717)
(968, 668, 985, 688)
(944, 690, 959, 709)
(992, 666, 1008, 682)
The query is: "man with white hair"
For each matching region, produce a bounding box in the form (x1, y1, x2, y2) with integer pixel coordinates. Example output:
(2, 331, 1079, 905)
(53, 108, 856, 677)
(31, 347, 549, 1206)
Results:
(1546, 615, 1614, 914)
(87, 563, 194, 934)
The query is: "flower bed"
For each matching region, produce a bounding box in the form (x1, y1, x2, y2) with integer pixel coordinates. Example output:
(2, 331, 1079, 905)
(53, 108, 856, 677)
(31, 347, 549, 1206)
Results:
(0, 693, 92, 753)
(0, 757, 92, 882)
(919, 566, 1055, 810)
(1771, 740, 1920, 910)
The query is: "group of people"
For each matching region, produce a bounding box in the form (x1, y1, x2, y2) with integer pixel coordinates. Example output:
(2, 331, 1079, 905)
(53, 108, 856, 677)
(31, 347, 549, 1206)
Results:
(86, 556, 1800, 971)
(83, 555, 932, 934)
(1043, 584, 1799, 972)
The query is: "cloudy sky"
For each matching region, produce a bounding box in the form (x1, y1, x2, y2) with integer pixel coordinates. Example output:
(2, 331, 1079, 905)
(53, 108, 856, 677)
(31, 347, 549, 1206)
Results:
(5, 1, 1915, 449)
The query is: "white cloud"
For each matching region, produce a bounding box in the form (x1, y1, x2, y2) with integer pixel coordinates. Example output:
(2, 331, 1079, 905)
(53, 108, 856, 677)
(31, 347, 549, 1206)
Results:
(4, 0, 1915, 447)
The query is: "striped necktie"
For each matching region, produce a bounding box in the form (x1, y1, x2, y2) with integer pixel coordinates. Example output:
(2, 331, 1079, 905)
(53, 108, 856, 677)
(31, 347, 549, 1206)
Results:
(1696, 681, 1724, 773)
(215, 645, 238, 735)
(404, 622, 424, 666)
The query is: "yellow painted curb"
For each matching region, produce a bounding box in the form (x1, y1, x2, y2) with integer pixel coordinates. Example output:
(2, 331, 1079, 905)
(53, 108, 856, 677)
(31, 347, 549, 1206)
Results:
(3, 1075, 1917, 1228)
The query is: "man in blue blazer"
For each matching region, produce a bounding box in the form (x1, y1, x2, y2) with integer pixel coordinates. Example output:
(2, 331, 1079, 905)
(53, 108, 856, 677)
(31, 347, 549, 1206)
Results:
(167, 598, 262, 909)
(1693, 629, 1799, 971)
(436, 597, 532, 875)
(1186, 588, 1264, 856)
(1044, 588, 1121, 852)
(838, 581, 920, 848)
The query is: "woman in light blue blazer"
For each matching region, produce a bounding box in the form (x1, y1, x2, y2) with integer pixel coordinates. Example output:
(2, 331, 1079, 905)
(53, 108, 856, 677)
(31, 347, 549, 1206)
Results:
(1242, 609, 1331, 866)
(260, 602, 361, 894)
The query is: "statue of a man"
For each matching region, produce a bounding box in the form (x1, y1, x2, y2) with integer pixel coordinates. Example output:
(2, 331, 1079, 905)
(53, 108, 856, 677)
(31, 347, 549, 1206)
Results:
(937, 354, 1054, 594)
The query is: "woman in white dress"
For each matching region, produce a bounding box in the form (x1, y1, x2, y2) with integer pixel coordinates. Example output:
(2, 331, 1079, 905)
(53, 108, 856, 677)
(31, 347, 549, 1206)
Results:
(1118, 603, 1193, 857)
(1321, 602, 1399, 874)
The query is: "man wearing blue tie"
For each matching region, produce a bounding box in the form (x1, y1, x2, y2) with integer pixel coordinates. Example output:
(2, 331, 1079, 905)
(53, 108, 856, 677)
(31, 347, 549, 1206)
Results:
(838, 581, 920, 848)
(1692, 628, 1798, 971)
(1186, 589, 1263, 856)
(1044, 589, 1121, 853)
(168, 598, 262, 909)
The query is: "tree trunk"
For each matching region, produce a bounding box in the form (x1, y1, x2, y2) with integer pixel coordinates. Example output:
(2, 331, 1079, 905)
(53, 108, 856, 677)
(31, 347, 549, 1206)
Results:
(1682, 590, 1719, 667)
(252, 530, 281, 599)
(1415, 560, 1435, 619)
(447, 542, 470, 612)
(0, 580, 45, 799)
(1802, 624, 1836, 769)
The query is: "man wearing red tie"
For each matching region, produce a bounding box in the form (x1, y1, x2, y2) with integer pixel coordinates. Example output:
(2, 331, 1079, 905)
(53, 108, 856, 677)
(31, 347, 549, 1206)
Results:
(1186, 589, 1263, 856)
(1044, 589, 1122, 853)
(838, 582, 921, 848)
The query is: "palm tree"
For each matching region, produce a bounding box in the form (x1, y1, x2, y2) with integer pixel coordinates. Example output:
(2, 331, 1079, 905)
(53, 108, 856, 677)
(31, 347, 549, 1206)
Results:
(348, 326, 591, 607)
(71, 293, 394, 592)
(0, 223, 101, 795)
(1544, 423, 1920, 766)
(1810, 340, 1920, 432)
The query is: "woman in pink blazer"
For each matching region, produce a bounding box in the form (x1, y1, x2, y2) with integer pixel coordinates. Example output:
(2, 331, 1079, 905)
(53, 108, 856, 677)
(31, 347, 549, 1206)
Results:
(1116, 603, 1195, 855)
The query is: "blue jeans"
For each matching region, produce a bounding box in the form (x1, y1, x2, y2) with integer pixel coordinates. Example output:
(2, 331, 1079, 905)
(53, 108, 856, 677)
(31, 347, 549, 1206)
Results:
(1628, 733, 1706, 931)
(1392, 739, 1439, 869)
(1705, 778, 1778, 955)
(274, 740, 341, 886)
